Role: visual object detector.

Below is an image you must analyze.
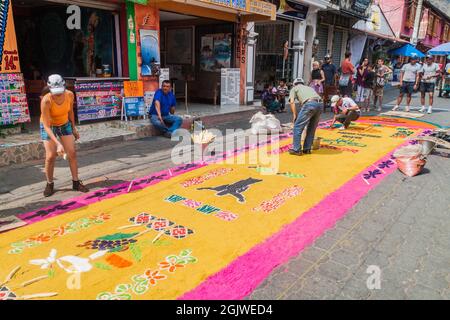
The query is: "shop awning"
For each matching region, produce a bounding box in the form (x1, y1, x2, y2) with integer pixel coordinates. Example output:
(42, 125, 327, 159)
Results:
(354, 29, 409, 44)
(45, 0, 276, 21)
(428, 42, 450, 55)
(43, 0, 123, 10)
(153, 0, 276, 22)
(389, 44, 426, 58)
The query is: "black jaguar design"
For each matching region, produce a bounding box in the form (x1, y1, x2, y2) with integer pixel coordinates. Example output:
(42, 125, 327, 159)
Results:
(197, 177, 263, 203)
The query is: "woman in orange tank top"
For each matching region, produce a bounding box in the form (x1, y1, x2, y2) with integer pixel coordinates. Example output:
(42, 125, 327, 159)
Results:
(40, 74, 89, 197)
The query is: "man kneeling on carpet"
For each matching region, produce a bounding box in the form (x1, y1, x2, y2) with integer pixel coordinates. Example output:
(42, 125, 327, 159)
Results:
(288, 78, 323, 156)
(330, 95, 361, 130)
(149, 80, 183, 138)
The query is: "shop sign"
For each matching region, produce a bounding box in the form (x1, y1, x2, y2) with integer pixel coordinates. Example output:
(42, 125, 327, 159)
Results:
(199, 0, 247, 11)
(221, 68, 240, 106)
(159, 68, 170, 88)
(352, 0, 371, 14)
(0, 1, 21, 74)
(75, 81, 123, 122)
(124, 97, 146, 117)
(247, 0, 276, 19)
(124, 81, 144, 97)
(0, 73, 30, 125)
(197, 0, 275, 19)
(276, 0, 309, 21)
(236, 24, 247, 65)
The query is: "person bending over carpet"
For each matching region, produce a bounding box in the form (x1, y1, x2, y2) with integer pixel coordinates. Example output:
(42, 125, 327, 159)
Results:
(330, 95, 361, 130)
(40, 75, 89, 197)
(288, 78, 323, 156)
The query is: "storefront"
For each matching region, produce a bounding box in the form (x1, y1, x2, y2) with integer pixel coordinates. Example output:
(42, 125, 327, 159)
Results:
(316, 0, 372, 70)
(158, 11, 235, 104)
(126, 0, 276, 107)
(252, 0, 329, 99)
(0, 0, 276, 129)
(254, 18, 294, 96)
(10, 0, 126, 124)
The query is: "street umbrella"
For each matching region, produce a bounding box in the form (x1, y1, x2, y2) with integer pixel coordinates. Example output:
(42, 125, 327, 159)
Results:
(428, 42, 450, 55)
(389, 43, 425, 58)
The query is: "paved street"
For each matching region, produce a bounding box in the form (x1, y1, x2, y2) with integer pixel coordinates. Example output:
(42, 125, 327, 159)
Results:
(248, 89, 450, 300)
(1, 88, 449, 300)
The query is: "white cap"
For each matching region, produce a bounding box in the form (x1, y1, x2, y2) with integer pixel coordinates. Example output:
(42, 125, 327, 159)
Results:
(330, 95, 341, 107)
(47, 74, 66, 95)
(293, 77, 304, 85)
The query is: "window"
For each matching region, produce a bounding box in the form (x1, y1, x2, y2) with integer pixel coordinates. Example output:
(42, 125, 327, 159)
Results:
(427, 14, 434, 36)
(406, 1, 416, 28)
(433, 16, 440, 37)
(442, 24, 449, 41)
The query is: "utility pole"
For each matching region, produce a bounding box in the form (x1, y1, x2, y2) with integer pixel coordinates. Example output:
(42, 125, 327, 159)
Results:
(411, 0, 424, 45)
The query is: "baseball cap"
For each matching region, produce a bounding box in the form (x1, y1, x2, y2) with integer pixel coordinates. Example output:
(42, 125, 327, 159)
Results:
(426, 54, 433, 59)
(293, 77, 304, 85)
(324, 54, 331, 59)
(47, 74, 66, 95)
(330, 95, 341, 107)
(410, 53, 419, 60)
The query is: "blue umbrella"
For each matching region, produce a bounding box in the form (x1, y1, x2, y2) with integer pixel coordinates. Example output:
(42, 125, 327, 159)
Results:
(389, 44, 425, 58)
(428, 42, 450, 55)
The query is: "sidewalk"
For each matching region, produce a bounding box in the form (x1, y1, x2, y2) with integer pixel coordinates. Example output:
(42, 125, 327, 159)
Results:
(0, 103, 261, 167)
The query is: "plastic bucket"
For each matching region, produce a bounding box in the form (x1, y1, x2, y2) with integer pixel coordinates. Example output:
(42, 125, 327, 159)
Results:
(419, 140, 436, 155)
(313, 137, 322, 150)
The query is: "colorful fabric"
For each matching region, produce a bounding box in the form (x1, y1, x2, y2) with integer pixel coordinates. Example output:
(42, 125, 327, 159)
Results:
(0, 116, 437, 300)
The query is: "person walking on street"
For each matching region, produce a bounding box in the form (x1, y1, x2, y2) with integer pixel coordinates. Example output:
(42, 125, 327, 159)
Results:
(373, 58, 392, 111)
(392, 54, 421, 112)
(419, 54, 441, 114)
(356, 58, 369, 104)
(40, 74, 89, 197)
(288, 78, 323, 156)
(322, 54, 337, 110)
(339, 52, 355, 97)
(330, 95, 361, 130)
(149, 80, 183, 138)
(309, 61, 325, 95)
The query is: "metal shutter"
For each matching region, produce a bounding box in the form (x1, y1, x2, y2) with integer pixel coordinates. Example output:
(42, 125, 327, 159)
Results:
(316, 25, 328, 61)
(332, 30, 343, 67)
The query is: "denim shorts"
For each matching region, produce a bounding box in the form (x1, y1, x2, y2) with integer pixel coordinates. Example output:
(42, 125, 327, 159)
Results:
(40, 122, 73, 141)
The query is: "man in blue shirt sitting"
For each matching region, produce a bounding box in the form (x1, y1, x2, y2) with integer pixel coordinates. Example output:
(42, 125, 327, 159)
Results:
(149, 80, 183, 138)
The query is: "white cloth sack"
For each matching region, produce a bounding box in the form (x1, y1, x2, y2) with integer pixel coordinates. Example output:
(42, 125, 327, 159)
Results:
(250, 112, 282, 135)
